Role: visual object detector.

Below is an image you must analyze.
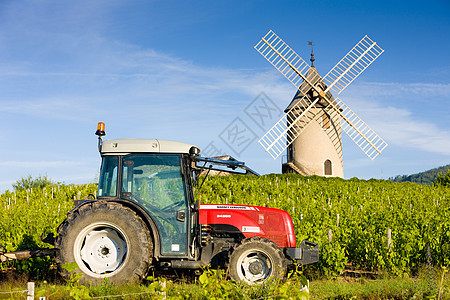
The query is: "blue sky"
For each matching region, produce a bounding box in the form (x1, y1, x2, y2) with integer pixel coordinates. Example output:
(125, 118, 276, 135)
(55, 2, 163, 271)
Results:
(0, 0, 449, 191)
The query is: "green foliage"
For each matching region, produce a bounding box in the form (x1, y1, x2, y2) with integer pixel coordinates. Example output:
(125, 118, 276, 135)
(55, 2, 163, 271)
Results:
(390, 164, 450, 185)
(1, 173, 450, 283)
(179, 268, 310, 299)
(61, 262, 91, 300)
(319, 242, 347, 278)
(1, 273, 449, 299)
(197, 174, 450, 277)
(434, 169, 450, 188)
(0, 180, 98, 279)
(12, 174, 55, 191)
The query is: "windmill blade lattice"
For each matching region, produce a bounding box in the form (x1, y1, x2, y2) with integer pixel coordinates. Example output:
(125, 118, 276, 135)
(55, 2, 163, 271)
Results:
(254, 30, 321, 95)
(333, 97, 388, 160)
(323, 36, 384, 94)
(254, 30, 322, 158)
(259, 95, 320, 159)
(254, 30, 387, 160)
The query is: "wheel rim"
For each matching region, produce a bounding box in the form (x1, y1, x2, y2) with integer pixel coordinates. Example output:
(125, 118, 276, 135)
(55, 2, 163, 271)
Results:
(236, 249, 273, 283)
(74, 222, 128, 278)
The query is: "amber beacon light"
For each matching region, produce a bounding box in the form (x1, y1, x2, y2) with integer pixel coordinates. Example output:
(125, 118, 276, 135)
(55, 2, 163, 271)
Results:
(95, 122, 106, 153)
(95, 122, 106, 137)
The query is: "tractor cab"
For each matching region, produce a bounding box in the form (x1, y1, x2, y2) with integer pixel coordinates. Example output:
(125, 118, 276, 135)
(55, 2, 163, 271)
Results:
(97, 137, 198, 258)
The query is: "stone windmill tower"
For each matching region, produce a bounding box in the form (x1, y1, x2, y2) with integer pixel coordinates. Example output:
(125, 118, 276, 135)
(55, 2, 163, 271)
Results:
(282, 50, 344, 177)
(254, 30, 388, 177)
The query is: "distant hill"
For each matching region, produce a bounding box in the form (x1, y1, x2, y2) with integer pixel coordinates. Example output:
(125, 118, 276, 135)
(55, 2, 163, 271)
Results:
(389, 164, 450, 185)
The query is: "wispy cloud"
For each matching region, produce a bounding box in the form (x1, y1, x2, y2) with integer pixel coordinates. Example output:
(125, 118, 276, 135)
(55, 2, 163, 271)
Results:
(0, 38, 292, 125)
(0, 0, 449, 191)
(1, 16, 448, 157)
(376, 107, 450, 155)
(0, 1, 290, 130)
(345, 82, 450, 101)
(341, 81, 450, 156)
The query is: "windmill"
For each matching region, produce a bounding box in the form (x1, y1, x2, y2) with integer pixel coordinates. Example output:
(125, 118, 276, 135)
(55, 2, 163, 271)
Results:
(254, 30, 387, 177)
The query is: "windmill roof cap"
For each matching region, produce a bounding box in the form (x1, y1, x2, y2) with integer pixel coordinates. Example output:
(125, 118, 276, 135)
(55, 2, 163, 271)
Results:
(284, 67, 335, 112)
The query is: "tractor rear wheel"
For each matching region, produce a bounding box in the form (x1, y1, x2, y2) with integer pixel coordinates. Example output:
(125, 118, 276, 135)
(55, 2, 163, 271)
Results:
(55, 201, 152, 284)
(228, 237, 287, 284)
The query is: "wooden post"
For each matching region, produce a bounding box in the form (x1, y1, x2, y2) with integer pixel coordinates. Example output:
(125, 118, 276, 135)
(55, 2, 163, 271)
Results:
(336, 213, 340, 228)
(328, 229, 333, 243)
(27, 282, 34, 300)
(160, 281, 167, 300)
(387, 228, 392, 251)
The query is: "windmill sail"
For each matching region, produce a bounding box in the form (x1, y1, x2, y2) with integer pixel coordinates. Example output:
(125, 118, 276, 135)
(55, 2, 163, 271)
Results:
(323, 35, 384, 94)
(254, 30, 387, 160)
(258, 67, 322, 159)
(318, 36, 387, 160)
(259, 94, 320, 159)
(331, 97, 388, 160)
(254, 30, 321, 95)
(255, 31, 322, 158)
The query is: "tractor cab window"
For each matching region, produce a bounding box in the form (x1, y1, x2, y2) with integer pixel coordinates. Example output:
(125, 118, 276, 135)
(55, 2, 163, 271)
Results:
(98, 156, 118, 197)
(121, 154, 188, 255)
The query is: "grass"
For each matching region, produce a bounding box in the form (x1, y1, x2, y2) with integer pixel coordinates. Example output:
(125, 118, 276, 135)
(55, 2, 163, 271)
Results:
(0, 268, 448, 299)
(309, 266, 450, 299)
(310, 276, 446, 299)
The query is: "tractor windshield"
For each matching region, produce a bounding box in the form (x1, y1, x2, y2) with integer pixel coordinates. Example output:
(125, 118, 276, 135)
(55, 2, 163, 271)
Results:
(121, 153, 188, 255)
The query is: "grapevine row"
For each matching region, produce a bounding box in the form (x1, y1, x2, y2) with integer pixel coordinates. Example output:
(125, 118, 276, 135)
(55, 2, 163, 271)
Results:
(1, 175, 449, 278)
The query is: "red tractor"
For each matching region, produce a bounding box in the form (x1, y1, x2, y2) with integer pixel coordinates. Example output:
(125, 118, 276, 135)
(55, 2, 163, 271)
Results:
(2, 123, 318, 284)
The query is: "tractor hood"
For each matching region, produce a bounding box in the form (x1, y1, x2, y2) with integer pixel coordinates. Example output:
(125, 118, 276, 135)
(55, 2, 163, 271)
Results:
(199, 204, 297, 248)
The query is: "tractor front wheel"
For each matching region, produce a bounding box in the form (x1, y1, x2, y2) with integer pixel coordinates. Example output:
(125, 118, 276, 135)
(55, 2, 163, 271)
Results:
(228, 237, 287, 284)
(55, 202, 152, 284)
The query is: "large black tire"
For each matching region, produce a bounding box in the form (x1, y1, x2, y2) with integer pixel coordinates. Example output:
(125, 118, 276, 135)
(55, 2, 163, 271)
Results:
(55, 201, 153, 285)
(229, 237, 287, 284)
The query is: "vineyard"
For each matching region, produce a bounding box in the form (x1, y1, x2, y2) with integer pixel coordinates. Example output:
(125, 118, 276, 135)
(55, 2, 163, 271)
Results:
(197, 174, 450, 277)
(0, 183, 98, 277)
(0, 174, 449, 280)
